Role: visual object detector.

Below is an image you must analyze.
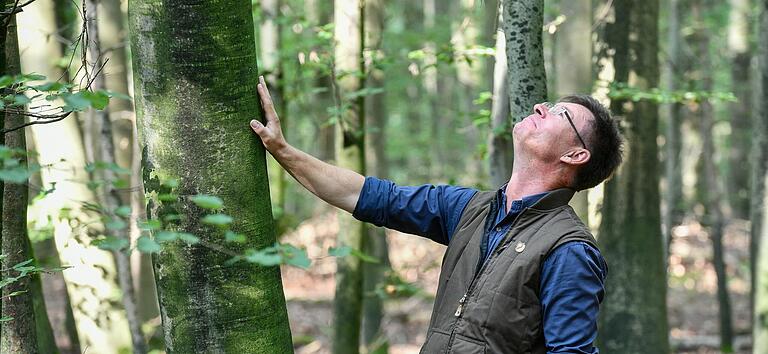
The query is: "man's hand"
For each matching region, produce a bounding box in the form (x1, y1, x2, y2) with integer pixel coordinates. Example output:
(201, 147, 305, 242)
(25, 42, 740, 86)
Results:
(246, 75, 365, 213)
(250, 76, 286, 155)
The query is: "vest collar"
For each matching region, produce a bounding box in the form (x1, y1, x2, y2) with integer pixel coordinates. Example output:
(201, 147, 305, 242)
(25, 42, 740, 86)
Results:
(528, 188, 575, 211)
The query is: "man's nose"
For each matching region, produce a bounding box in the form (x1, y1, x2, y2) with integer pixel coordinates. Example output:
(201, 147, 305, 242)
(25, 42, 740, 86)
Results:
(533, 103, 548, 117)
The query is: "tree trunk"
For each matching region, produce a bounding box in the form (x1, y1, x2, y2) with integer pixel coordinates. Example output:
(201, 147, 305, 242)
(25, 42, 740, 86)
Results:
(1, 16, 39, 354)
(488, 2, 512, 188)
(128, 0, 294, 351)
(361, 0, 390, 351)
(663, 0, 684, 255)
(594, 1, 670, 353)
(305, 0, 336, 162)
(19, 1, 132, 351)
(554, 0, 591, 223)
(728, 0, 753, 220)
(85, 0, 147, 351)
(502, 0, 547, 126)
(752, 0, 768, 350)
(693, 2, 735, 349)
(332, 0, 367, 352)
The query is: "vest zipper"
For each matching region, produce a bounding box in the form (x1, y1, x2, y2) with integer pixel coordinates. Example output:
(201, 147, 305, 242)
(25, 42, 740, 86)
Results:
(445, 207, 530, 352)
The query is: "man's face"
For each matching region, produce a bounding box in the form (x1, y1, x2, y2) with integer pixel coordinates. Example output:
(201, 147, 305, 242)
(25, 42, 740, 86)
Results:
(512, 102, 593, 163)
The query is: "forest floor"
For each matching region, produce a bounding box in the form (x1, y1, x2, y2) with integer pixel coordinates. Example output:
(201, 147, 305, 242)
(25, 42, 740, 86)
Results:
(281, 212, 752, 354)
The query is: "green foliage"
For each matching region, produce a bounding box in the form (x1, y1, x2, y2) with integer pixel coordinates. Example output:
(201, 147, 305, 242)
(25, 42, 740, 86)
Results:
(328, 245, 379, 263)
(608, 82, 737, 104)
(190, 195, 224, 210)
(0, 146, 39, 184)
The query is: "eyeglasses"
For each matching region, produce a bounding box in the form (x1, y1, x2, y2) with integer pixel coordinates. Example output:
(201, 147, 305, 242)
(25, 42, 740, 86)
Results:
(542, 102, 588, 150)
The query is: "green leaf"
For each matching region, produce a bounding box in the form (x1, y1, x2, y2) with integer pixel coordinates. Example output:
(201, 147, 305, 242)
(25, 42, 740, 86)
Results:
(161, 178, 179, 188)
(158, 193, 178, 202)
(0, 167, 32, 184)
(224, 230, 246, 243)
(105, 90, 132, 100)
(163, 214, 182, 222)
(281, 244, 311, 269)
(82, 91, 110, 110)
(177, 233, 200, 244)
(244, 248, 282, 266)
(62, 92, 91, 112)
(0, 76, 13, 88)
(114, 205, 131, 218)
(137, 236, 162, 253)
(190, 195, 224, 210)
(328, 246, 352, 257)
(12, 94, 31, 106)
(154, 231, 179, 242)
(0, 316, 13, 323)
(31, 82, 65, 92)
(201, 213, 233, 226)
(94, 236, 129, 251)
(138, 220, 162, 231)
(105, 218, 128, 231)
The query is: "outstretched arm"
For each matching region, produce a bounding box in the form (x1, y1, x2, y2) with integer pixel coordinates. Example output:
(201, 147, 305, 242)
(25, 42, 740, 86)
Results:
(250, 76, 364, 213)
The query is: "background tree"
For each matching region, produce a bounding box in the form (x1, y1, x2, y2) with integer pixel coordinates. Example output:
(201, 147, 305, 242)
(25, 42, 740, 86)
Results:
(753, 0, 768, 350)
(594, 0, 670, 352)
(361, 0, 391, 351)
(502, 0, 547, 127)
(128, 0, 294, 350)
(332, 0, 367, 352)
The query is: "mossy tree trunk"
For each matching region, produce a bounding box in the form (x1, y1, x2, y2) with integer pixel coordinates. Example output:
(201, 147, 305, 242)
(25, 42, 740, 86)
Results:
(727, 0, 753, 220)
(361, 0, 390, 351)
(752, 0, 768, 350)
(332, 0, 367, 352)
(594, 1, 670, 353)
(128, 0, 293, 352)
(501, 0, 546, 127)
(1, 16, 39, 354)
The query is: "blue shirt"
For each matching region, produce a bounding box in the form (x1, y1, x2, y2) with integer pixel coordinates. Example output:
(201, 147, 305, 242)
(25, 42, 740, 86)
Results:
(353, 177, 606, 354)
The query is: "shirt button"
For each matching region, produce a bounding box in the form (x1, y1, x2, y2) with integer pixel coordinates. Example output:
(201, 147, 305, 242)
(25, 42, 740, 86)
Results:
(495, 227, 502, 232)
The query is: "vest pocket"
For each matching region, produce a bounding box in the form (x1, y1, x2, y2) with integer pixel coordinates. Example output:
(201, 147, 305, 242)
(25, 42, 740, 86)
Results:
(420, 329, 450, 354)
(449, 334, 486, 354)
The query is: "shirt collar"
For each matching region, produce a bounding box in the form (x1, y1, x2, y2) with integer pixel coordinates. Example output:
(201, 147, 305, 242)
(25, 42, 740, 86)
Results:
(495, 183, 550, 213)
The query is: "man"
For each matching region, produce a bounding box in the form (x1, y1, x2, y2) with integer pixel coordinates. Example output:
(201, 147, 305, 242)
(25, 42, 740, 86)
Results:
(250, 76, 623, 353)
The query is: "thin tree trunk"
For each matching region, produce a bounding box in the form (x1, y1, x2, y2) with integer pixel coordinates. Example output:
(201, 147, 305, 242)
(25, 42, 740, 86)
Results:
(663, 0, 684, 256)
(85, 0, 147, 351)
(502, 0, 547, 126)
(1, 16, 39, 354)
(693, 2, 735, 349)
(555, 0, 591, 223)
(728, 0, 753, 220)
(20, 0, 133, 351)
(752, 0, 768, 350)
(332, 0, 367, 352)
(488, 2, 512, 188)
(260, 0, 288, 218)
(128, 0, 294, 351)
(361, 0, 390, 351)
(594, 1, 670, 352)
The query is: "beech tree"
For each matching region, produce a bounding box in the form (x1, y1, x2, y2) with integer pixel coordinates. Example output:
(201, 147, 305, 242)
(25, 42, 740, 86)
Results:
(128, 0, 293, 351)
(594, 0, 670, 352)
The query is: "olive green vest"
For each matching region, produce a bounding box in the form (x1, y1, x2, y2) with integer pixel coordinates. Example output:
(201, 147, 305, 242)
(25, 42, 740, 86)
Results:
(420, 188, 598, 354)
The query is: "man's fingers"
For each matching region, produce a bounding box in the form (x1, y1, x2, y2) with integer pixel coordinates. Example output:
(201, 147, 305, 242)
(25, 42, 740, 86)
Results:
(249, 119, 265, 136)
(257, 76, 279, 123)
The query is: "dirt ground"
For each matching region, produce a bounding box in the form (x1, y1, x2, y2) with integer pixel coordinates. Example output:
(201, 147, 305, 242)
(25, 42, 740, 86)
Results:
(280, 213, 752, 353)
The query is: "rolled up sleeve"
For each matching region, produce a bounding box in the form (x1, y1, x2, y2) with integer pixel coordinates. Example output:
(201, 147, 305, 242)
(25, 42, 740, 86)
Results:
(352, 177, 477, 244)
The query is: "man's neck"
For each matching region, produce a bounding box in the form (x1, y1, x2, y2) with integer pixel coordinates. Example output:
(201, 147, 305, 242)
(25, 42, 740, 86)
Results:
(504, 162, 565, 212)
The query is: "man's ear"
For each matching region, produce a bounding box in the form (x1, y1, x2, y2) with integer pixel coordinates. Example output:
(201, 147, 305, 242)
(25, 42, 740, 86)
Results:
(560, 148, 590, 166)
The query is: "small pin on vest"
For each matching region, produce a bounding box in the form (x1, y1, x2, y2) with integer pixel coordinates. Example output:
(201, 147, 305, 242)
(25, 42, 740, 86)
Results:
(515, 242, 526, 253)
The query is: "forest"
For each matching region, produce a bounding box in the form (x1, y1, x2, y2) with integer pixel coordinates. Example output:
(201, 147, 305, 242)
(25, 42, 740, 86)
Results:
(3, 0, 768, 353)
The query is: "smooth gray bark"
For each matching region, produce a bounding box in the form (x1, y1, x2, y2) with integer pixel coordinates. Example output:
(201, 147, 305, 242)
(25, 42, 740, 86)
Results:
(128, 0, 294, 351)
